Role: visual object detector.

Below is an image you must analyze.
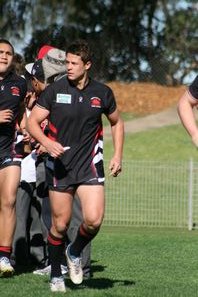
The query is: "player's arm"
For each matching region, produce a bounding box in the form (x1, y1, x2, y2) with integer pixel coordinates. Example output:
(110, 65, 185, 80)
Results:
(177, 90, 198, 147)
(17, 101, 31, 142)
(27, 105, 65, 158)
(106, 108, 124, 176)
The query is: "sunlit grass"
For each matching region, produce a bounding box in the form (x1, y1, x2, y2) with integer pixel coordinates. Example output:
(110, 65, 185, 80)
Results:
(104, 124, 198, 161)
(2, 227, 198, 297)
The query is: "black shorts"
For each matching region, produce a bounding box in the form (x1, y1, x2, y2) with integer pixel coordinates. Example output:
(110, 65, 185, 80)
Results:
(45, 157, 104, 193)
(0, 156, 22, 170)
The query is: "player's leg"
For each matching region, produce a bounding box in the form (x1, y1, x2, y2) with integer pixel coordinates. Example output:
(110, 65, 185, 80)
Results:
(66, 184, 104, 284)
(48, 190, 72, 292)
(67, 195, 92, 278)
(72, 184, 104, 253)
(0, 165, 21, 276)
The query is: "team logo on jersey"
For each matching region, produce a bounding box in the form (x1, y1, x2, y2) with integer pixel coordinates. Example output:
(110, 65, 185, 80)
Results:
(11, 86, 20, 96)
(56, 93, 71, 104)
(90, 97, 101, 108)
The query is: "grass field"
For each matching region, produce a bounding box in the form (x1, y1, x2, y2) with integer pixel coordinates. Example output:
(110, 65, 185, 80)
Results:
(104, 123, 198, 161)
(2, 227, 198, 297)
(103, 122, 198, 226)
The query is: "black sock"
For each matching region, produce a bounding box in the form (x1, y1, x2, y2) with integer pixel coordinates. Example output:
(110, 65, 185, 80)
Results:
(48, 232, 65, 278)
(70, 224, 99, 257)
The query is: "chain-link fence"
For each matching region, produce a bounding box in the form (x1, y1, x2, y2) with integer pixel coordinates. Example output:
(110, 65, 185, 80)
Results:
(104, 159, 198, 230)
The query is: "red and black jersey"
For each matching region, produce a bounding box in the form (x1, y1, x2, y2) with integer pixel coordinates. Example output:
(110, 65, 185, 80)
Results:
(37, 77, 116, 184)
(189, 75, 198, 99)
(0, 71, 27, 158)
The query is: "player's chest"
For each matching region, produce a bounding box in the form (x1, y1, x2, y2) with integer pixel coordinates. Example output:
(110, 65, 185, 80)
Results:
(52, 91, 103, 117)
(0, 83, 21, 109)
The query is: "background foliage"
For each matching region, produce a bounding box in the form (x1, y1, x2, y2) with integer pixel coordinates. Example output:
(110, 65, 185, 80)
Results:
(0, 0, 197, 84)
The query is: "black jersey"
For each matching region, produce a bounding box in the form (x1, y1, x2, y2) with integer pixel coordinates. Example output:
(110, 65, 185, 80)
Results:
(37, 77, 116, 183)
(189, 75, 198, 99)
(0, 71, 27, 157)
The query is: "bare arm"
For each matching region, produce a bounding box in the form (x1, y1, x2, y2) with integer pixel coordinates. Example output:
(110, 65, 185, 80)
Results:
(27, 105, 65, 158)
(177, 90, 198, 146)
(106, 109, 124, 176)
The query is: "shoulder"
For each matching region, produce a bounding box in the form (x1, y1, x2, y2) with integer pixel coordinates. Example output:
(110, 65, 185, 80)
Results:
(4, 71, 26, 86)
(46, 76, 68, 92)
(89, 79, 113, 93)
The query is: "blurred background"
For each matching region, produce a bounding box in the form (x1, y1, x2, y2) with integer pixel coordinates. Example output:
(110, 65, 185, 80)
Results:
(0, 0, 197, 85)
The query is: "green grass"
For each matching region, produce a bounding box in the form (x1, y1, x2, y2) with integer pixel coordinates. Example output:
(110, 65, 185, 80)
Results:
(103, 123, 198, 228)
(104, 124, 198, 161)
(2, 227, 198, 297)
(102, 112, 137, 126)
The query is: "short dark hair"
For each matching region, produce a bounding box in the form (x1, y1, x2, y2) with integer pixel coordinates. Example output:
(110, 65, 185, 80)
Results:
(66, 39, 93, 64)
(0, 39, 14, 55)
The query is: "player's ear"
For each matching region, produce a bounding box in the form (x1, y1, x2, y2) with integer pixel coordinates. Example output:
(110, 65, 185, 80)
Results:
(85, 61, 92, 70)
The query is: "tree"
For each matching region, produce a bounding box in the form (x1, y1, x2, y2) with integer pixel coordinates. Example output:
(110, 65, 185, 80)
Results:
(0, 0, 197, 84)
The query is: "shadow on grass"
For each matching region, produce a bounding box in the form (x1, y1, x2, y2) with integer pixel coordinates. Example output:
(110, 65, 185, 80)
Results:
(14, 260, 136, 290)
(68, 278, 135, 290)
(42, 277, 135, 291)
(64, 261, 135, 290)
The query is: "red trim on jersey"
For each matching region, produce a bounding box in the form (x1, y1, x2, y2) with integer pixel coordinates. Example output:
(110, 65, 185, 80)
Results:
(48, 121, 57, 141)
(48, 133, 56, 141)
(49, 122, 57, 134)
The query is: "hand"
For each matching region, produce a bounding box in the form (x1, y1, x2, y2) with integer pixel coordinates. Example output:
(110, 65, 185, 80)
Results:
(36, 144, 47, 155)
(0, 109, 13, 123)
(22, 129, 31, 143)
(109, 157, 122, 177)
(45, 140, 65, 158)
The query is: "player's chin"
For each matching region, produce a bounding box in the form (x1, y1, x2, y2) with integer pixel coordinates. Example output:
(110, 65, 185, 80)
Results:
(0, 64, 9, 73)
(67, 74, 75, 80)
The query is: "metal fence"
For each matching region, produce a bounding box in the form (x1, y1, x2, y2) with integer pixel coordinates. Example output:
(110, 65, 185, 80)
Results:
(103, 159, 198, 230)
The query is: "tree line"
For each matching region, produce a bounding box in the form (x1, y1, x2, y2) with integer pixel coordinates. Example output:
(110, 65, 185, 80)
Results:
(0, 0, 197, 85)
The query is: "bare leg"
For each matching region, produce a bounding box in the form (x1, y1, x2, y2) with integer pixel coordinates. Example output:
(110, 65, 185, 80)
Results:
(0, 165, 20, 247)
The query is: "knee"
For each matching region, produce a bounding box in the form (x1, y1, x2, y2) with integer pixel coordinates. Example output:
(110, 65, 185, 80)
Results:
(53, 218, 68, 235)
(85, 215, 103, 231)
(0, 197, 16, 211)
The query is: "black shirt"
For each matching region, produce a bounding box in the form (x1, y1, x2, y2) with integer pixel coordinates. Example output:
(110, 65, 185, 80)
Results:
(189, 75, 198, 99)
(37, 77, 116, 182)
(0, 71, 27, 157)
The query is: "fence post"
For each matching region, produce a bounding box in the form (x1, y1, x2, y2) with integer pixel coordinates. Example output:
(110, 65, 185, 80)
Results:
(188, 159, 193, 231)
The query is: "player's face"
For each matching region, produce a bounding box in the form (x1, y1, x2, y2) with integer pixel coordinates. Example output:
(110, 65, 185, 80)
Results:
(66, 53, 91, 82)
(0, 43, 14, 76)
(31, 77, 46, 96)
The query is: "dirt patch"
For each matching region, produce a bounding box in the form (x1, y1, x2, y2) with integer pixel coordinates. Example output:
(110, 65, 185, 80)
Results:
(107, 82, 186, 115)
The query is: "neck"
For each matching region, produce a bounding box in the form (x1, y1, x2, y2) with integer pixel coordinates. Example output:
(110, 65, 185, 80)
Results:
(76, 75, 89, 90)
